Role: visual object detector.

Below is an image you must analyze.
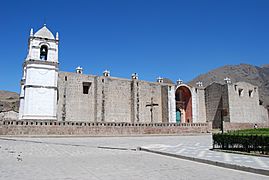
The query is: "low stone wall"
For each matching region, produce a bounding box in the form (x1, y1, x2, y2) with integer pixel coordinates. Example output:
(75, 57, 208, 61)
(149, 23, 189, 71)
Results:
(224, 122, 269, 131)
(0, 120, 211, 136)
(0, 111, 18, 120)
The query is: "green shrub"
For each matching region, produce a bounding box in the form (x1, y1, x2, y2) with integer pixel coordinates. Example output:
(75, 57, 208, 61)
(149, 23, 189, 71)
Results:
(213, 132, 269, 154)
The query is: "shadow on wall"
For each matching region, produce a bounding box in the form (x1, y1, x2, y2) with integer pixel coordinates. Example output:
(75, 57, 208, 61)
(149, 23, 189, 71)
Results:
(212, 97, 223, 129)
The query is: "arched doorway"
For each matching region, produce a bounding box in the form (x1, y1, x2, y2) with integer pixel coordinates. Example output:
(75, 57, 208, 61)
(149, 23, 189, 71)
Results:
(175, 85, 192, 123)
(176, 109, 181, 123)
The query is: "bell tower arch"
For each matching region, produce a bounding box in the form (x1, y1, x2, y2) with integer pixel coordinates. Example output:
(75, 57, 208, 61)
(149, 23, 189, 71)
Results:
(40, 45, 48, 60)
(19, 25, 59, 120)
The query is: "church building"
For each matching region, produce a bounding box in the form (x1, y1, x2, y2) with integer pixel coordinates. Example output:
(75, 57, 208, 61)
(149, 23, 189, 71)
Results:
(18, 25, 269, 128)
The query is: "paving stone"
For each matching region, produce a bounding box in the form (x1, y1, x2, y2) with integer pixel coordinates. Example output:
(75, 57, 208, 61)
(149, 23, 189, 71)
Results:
(0, 135, 268, 179)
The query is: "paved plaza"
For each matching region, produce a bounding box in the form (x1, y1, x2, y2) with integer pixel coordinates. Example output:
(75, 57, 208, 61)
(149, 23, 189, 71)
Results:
(140, 135, 269, 173)
(0, 135, 268, 180)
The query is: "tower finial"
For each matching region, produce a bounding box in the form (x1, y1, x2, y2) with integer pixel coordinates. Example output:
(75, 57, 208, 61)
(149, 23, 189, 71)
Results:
(30, 28, 33, 36)
(43, 17, 47, 27)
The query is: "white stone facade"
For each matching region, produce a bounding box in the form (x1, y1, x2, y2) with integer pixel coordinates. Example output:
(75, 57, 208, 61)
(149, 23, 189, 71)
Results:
(19, 25, 59, 120)
(168, 86, 176, 123)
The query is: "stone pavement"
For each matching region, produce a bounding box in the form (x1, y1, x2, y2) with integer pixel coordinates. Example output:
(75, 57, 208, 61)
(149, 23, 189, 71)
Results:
(0, 135, 268, 180)
(140, 135, 269, 175)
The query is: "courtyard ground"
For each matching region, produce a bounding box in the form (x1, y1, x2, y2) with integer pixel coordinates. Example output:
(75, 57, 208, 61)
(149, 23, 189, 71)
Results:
(0, 135, 268, 180)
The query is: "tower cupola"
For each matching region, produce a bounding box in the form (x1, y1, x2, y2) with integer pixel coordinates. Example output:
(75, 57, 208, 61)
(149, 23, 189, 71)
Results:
(26, 24, 59, 62)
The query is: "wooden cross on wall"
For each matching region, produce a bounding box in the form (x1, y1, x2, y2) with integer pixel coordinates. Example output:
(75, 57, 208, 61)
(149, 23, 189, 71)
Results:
(146, 97, 159, 123)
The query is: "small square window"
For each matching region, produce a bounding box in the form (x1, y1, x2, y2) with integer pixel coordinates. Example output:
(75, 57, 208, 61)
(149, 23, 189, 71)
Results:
(249, 90, 253, 97)
(83, 82, 91, 94)
(238, 88, 243, 97)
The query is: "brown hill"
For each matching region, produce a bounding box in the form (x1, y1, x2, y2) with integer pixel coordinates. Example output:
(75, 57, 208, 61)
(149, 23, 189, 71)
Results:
(0, 90, 19, 112)
(189, 64, 269, 107)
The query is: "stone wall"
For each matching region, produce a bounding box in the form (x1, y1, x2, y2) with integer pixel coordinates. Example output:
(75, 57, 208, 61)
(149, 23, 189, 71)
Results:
(205, 83, 229, 128)
(228, 82, 268, 124)
(193, 88, 207, 123)
(57, 72, 172, 123)
(259, 105, 269, 123)
(161, 85, 169, 123)
(137, 81, 162, 123)
(205, 82, 269, 129)
(57, 72, 96, 122)
(96, 76, 132, 123)
(0, 120, 211, 136)
(0, 111, 18, 120)
(224, 122, 269, 131)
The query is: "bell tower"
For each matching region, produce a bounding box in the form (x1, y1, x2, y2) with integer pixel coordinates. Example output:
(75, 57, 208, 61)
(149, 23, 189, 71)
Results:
(19, 25, 59, 120)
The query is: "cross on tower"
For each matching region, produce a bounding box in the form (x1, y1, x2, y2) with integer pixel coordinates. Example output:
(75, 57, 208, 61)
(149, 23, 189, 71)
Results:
(146, 97, 159, 123)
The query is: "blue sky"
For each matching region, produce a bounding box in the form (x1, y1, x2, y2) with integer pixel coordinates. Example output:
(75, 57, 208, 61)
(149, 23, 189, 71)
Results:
(1, 0, 269, 93)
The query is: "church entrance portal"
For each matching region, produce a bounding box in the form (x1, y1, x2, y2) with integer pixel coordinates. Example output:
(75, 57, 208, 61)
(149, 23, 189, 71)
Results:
(175, 86, 192, 123)
(176, 109, 181, 123)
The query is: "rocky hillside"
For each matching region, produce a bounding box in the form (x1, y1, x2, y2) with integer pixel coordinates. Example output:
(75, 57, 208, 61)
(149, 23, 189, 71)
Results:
(189, 64, 269, 107)
(0, 90, 19, 112)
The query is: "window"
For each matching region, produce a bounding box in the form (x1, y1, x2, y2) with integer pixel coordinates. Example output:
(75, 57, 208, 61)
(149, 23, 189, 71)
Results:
(83, 82, 91, 94)
(249, 90, 253, 97)
(65, 76, 67, 81)
(238, 88, 243, 97)
(234, 85, 237, 91)
(40, 45, 48, 60)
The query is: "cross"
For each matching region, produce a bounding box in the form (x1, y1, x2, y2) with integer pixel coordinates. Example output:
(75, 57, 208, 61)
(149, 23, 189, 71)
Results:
(146, 97, 159, 123)
(44, 17, 47, 26)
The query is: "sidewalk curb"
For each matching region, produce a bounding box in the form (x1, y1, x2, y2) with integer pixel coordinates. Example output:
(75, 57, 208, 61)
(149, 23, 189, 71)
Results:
(139, 147, 269, 176)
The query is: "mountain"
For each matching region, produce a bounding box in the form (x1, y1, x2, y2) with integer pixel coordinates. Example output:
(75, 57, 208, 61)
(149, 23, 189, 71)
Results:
(0, 90, 19, 112)
(189, 64, 269, 108)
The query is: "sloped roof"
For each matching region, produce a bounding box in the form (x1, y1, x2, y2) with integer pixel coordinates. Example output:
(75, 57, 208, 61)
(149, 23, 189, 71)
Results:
(34, 25, 55, 39)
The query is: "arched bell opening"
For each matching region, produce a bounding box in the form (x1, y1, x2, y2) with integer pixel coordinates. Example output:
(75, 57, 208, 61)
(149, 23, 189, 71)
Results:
(40, 45, 48, 60)
(175, 85, 192, 123)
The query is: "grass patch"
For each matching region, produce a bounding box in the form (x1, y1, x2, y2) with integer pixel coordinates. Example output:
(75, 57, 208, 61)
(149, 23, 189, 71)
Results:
(227, 128, 269, 136)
